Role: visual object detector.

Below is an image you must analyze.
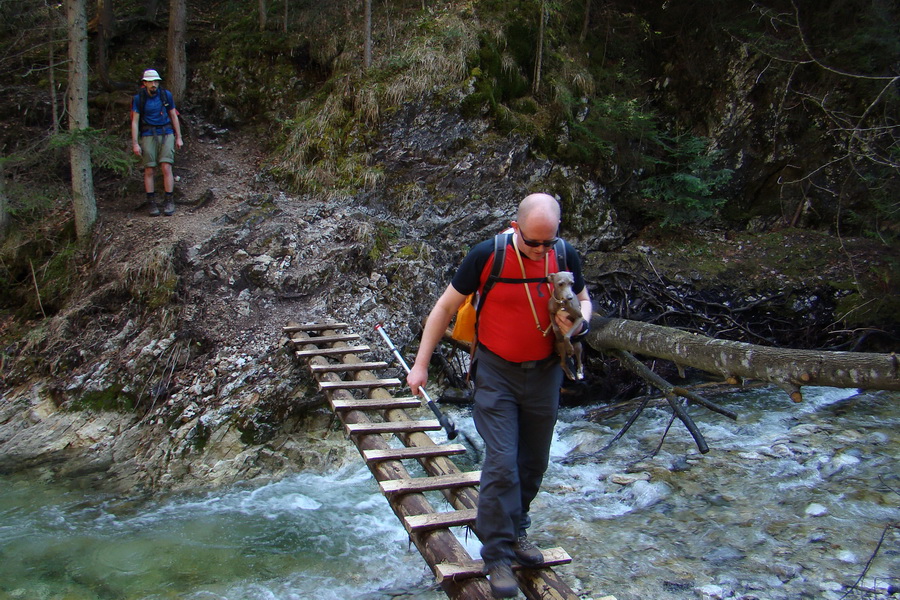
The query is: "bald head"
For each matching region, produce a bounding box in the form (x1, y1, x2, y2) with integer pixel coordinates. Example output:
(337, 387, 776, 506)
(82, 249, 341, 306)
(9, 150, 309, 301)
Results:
(517, 193, 560, 229)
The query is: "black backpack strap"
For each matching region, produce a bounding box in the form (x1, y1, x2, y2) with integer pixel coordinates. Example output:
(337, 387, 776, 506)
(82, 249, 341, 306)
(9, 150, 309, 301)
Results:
(138, 88, 147, 129)
(473, 233, 511, 316)
(480, 233, 510, 299)
(554, 238, 568, 271)
(139, 88, 172, 132)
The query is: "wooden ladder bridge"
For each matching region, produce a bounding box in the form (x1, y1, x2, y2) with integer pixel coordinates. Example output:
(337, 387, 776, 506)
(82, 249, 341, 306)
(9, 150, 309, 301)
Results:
(284, 320, 581, 600)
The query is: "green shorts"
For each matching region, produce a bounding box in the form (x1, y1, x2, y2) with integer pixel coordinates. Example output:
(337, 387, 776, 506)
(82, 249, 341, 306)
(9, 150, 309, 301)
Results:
(140, 133, 176, 168)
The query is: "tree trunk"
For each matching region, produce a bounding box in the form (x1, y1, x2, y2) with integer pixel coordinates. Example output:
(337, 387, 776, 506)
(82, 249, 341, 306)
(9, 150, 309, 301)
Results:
(144, 0, 160, 21)
(0, 161, 8, 241)
(258, 0, 267, 31)
(65, 0, 96, 240)
(363, 0, 372, 69)
(532, 0, 545, 95)
(283, 0, 288, 33)
(167, 0, 187, 103)
(579, 0, 590, 42)
(48, 18, 60, 135)
(587, 317, 900, 399)
(95, 0, 113, 90)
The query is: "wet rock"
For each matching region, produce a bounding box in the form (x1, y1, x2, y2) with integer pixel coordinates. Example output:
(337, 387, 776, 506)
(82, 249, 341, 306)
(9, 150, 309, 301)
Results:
(696, 583, 733, 599)
(662, 578, 694, 591)
(609, 472, 650, 485)
(702, 545, 745, 563)
(820, 451, 861, 479)
(670, 456, 692, 472)
(804, 503, 828, 517)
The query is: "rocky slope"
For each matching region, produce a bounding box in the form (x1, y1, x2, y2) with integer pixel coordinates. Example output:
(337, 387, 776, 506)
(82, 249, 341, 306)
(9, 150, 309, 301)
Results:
(0, 101, 895, 495)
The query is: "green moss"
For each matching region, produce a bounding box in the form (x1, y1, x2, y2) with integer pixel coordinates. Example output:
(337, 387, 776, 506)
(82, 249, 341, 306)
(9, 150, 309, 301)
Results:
(69, 384, 134, 412)
(189, 419, 210, 452)
(367, 224, 399, 263)
(396, 244, 423, 259)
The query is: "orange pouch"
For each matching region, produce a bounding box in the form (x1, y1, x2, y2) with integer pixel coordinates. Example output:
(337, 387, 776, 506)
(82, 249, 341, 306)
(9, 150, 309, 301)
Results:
(450, 294, 476, 343)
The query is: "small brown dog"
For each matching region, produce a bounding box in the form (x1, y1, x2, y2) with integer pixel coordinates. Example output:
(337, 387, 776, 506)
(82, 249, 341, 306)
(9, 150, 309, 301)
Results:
(547, 271, 584, 380)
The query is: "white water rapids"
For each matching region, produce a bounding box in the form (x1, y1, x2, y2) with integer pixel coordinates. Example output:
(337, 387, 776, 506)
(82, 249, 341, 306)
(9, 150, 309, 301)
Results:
(0, 386, 897, 600)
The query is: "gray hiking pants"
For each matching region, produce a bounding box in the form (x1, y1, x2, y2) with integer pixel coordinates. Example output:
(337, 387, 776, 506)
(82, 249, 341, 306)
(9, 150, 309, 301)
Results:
(472, 345, 563, 564)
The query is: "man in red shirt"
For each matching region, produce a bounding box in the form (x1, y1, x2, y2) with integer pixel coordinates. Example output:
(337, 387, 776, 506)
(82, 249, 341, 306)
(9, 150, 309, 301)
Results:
(407, 193, 592, 598)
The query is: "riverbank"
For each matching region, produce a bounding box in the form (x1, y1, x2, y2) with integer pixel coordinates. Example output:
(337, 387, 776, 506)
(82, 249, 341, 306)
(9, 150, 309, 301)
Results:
(2, 385, 897, 600)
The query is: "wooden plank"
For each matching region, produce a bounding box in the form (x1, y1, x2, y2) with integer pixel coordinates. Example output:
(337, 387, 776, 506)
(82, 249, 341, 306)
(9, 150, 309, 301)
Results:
(379, 471, 481, 496)
(310, 361, 389, 373)
(298, 333, 361, 345)
(283, 322, 349, 333)
(433, 547, 572, 583)
(294, 345, 370, 358)
(362, 443, 467, 463)
(404, 508, 477, 533)
(346, 420, 442, 435)
(319, 378, 401, 391)
(332, 397, 422, 411)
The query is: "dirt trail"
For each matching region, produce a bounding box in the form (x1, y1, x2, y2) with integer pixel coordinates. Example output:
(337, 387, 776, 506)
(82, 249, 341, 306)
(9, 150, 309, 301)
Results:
(95, 130, 267, 258)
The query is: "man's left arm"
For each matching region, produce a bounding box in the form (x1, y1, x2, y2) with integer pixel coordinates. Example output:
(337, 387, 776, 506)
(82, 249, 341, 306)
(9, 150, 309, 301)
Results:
(168, 94, 183, 149)
(556, 242, 592, 336)
(575, 287, 592, 338)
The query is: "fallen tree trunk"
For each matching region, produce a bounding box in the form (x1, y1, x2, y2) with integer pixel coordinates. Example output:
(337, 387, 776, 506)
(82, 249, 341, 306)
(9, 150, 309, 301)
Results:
(586, 317, 900, 401)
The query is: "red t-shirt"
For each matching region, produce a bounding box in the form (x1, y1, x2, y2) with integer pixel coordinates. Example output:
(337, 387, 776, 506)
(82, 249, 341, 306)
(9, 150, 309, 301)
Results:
(476, 245, 559, 362)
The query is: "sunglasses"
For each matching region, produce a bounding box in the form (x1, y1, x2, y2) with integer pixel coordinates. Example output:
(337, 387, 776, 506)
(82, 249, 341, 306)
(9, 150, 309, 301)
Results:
(518, 231, 559, 248)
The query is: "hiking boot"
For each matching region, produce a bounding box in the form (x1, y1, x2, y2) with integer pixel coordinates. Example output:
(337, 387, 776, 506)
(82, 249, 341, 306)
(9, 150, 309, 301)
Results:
(484, 561, 518, 598)
(147, 200, 160, 216)
(163, 198, 175, 216)
(512, 536, 543, 566)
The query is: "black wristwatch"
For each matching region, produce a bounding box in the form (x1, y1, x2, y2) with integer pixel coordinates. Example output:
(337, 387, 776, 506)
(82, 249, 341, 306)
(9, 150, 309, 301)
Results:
(572, 321, 590, 342)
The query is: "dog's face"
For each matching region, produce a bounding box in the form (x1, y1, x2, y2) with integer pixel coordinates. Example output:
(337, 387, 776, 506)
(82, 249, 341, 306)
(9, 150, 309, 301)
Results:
(547, 271, 575, 292)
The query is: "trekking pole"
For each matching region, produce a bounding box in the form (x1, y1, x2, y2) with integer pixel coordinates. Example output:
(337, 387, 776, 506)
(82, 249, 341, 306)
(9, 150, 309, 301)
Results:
(374, 323, 458, 440)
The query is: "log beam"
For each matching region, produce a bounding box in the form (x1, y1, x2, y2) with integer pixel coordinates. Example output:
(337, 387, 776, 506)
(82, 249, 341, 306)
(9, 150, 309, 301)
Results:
(587, 317, 899, 400)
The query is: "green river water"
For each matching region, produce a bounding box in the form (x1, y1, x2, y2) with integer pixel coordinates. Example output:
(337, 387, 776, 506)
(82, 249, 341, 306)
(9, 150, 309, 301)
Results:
(1, 386, 898, 600)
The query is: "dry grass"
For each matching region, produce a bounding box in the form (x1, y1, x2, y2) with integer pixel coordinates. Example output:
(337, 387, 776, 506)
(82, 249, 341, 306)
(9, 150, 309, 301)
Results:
(122, 245, 178, 308)
(563, 60, 596, 97)
(273, 5, 482, 195)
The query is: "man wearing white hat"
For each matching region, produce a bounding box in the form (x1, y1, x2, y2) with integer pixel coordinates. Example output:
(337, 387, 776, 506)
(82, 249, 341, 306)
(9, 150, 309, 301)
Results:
(131, 68, 183, 216)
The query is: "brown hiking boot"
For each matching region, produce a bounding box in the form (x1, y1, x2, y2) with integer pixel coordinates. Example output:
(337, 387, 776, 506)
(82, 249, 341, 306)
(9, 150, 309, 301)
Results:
(512, 536, 543, 566)
(484, 561, 518, 598)
(163, 197, 175, 216)
(148, 200, 160, 216)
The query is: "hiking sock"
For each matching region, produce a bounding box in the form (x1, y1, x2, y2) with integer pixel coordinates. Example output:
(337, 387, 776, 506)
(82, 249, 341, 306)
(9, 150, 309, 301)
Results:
(163, 192, 175, 216)
(147, 192, 160, 216)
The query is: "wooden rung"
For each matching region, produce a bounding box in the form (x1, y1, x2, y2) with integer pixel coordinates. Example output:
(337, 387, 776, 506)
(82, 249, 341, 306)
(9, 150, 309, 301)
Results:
(298, 333, 361, 345)
(404, 508, 477, 533)
(310, 361, 389, 373)
(379, 471, 481, 496)
(319, 378, 401, 391)
(295, 345, 370, 358)
(332, 397, 423, 412)
(362, 443, 468, 463)
(433, 547, 572, 583)
(284, 322, 349, 333)
(346, 420, 442, 435)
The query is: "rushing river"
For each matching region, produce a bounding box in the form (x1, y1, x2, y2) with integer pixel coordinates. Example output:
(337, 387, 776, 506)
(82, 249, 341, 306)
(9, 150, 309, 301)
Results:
(1, 386, 897, 600)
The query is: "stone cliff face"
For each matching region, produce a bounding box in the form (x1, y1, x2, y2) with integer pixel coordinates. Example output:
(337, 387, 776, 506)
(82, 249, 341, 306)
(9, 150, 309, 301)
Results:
(0, 101, 626, 493)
